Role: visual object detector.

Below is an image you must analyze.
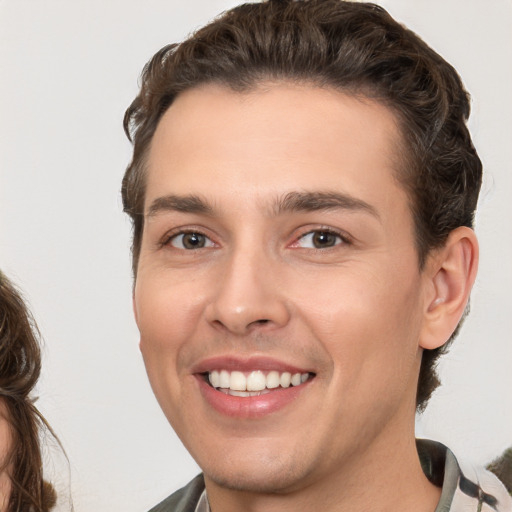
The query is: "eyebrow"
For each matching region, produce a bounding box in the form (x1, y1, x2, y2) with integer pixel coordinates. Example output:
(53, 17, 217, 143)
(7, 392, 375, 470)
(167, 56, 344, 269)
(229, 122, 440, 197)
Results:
(146, 191, 379, 219)
(274, 191, 380, 219)
(147, 194, 213, 217)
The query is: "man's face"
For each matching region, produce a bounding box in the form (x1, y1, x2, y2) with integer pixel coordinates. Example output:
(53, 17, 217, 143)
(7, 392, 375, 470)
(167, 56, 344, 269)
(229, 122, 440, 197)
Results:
(134, 83, 430, 493)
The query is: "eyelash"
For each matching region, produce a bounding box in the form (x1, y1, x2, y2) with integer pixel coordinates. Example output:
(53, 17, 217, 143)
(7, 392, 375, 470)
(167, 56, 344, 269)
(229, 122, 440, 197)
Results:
(160, 229, 216, 250)
(293, 227, 352, 250)
(160, 227, 352, 251)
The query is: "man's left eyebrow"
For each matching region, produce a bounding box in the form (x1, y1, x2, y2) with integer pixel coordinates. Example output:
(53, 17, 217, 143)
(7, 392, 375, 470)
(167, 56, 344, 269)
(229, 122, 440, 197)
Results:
(273, 191, 380, 219)
(146, 194, 213, 217)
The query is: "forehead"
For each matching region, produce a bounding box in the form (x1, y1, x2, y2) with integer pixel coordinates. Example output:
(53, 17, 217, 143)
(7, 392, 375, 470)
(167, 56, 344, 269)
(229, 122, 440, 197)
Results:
(146, 83, 407, 217)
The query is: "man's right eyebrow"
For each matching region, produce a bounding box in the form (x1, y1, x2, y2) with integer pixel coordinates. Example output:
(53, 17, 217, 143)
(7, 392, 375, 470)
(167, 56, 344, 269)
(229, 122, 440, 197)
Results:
(146, 194, 213, 217)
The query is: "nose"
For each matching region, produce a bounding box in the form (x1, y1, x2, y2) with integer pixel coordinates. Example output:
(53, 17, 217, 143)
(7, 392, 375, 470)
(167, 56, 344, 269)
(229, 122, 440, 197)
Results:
(205, 247, 291, 335)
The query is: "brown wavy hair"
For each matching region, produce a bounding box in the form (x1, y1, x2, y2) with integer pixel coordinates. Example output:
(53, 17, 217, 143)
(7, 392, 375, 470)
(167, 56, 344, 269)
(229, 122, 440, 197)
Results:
(122, 0, 482, 411)
(0, 271, 57, 511)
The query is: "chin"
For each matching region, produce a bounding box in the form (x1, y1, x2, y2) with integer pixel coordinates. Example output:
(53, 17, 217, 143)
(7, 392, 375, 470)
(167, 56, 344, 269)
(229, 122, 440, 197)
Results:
(206, 467, 307, 495)
(199, 448, 316, 495)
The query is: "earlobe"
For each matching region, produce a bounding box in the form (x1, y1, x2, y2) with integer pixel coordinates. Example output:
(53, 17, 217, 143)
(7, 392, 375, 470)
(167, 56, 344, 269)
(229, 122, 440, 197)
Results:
(420, 226, 479, 350)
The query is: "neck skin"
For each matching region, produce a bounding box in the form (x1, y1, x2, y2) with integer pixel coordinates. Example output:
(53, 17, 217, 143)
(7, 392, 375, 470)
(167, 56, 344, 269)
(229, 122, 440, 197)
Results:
(204, 385, 441, 512)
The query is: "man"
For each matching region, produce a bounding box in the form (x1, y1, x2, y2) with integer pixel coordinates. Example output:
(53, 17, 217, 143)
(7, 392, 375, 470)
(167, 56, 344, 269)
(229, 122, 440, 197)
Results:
(122, 1, 511, 511)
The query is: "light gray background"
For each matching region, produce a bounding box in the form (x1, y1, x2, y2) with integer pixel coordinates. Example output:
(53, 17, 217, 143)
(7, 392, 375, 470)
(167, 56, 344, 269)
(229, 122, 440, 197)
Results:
(1, 1, 511, 510)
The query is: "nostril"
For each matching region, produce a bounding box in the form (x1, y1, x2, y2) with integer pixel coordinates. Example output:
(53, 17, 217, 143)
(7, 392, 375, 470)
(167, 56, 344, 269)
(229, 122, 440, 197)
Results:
(255, 319, 269, 325)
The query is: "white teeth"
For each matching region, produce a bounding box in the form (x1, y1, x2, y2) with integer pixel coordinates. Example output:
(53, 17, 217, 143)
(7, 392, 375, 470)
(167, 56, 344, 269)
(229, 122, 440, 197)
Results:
(209, 370, 220, 388)
(230, 371, 246, 391)
(219, 370, 230, 388)
(279, 372, 291, 388)
(246, 370, 266, 391)
(229, 390, 251, 397)
(228, 390, 268, 397)
(208, 369, 312, 393)
(291, 373, 301, 386)
(266, 371, 280, 389)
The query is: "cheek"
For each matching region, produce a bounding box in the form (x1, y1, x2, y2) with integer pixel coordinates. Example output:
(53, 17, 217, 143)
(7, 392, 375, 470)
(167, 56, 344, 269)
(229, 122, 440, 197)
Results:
(290, 264, 423, 391)
(134, 280, 201, 430)
(134, 275, 203, 392)
(135, 270, 204, 340)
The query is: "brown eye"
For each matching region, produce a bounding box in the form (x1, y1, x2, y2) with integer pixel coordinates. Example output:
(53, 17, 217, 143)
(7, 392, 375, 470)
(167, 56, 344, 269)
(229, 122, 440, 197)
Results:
(296, 230, 344, 249)
(170, 232, 212, 250)
(312, 231, 338, 248)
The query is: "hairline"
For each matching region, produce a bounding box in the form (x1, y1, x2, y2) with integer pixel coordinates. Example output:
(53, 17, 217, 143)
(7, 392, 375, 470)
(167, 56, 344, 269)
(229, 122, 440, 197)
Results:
(129, 78, 430, 278)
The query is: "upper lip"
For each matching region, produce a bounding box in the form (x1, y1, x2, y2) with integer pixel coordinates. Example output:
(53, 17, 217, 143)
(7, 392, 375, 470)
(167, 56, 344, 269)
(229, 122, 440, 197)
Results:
(191, 355, 313, 375)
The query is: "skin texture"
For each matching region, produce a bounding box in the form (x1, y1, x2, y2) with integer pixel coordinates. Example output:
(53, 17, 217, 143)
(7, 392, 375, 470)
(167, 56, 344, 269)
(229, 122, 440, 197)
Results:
(134, 83, 478, 512)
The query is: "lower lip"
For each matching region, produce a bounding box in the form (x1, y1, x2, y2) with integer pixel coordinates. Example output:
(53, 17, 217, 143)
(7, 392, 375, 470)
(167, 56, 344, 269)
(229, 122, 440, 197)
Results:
(196, 376, 310, 419)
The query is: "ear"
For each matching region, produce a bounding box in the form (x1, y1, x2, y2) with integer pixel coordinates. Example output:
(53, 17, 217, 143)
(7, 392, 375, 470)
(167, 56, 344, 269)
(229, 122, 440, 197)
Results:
(420, 226, 479, 350)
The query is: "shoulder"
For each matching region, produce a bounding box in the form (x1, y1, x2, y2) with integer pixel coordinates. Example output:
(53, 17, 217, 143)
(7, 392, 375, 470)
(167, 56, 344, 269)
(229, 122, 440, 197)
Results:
(418, 439, 512, 512)
(147, 474, 205, 512)
(455, 462, 512, 512)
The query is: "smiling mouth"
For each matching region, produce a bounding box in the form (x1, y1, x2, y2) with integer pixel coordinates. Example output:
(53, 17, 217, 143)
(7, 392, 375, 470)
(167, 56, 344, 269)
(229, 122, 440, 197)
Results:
(204, 369, 315, 397)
